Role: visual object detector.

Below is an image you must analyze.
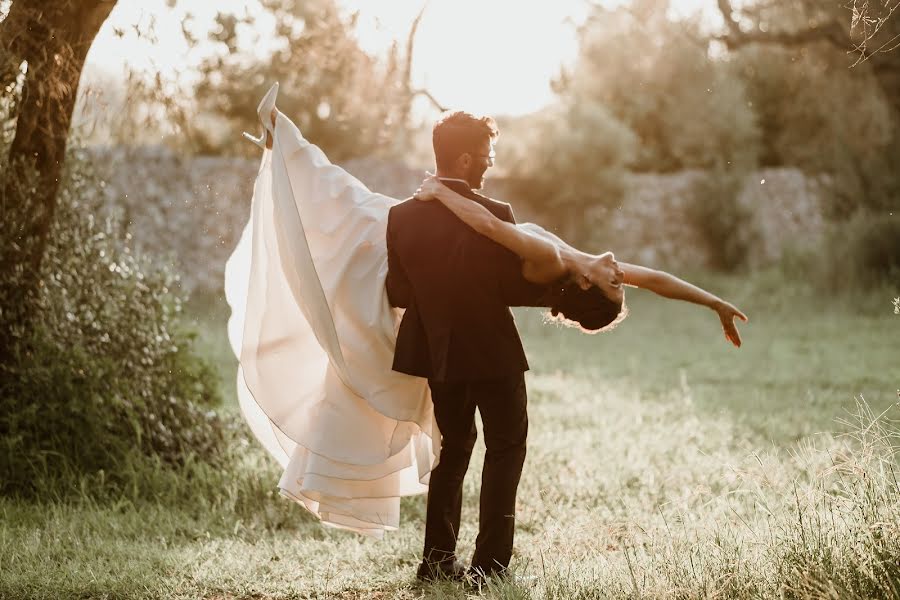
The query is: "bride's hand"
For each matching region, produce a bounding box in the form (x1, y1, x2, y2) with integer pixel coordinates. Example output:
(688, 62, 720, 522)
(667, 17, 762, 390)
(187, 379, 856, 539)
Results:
(714, 300, 748, 347)
(414, 174, 444, 202)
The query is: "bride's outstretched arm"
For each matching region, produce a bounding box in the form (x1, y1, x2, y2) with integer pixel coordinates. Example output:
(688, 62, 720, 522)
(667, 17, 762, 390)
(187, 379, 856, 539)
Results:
(618, 262, 748, 346)
(524, 219, 748, 346)
(422, 180, 567, 283)
(470, 217, 749, 347)
(415, 177, 575, 284)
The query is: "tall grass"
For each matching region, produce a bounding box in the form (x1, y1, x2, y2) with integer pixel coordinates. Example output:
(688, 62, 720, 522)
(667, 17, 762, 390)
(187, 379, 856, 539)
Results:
(1, 277, 897, 599)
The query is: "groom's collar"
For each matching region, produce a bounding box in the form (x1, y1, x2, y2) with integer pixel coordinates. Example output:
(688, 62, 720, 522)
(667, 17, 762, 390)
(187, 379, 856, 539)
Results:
(438, 177, 470, 188)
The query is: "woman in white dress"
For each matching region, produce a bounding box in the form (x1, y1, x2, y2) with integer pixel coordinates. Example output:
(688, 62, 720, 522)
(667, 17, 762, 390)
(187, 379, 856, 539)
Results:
(224, 83, 747, 538)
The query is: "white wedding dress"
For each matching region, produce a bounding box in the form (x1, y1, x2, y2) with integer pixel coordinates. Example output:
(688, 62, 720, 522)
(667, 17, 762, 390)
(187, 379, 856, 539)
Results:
(224, 107, 440, 537)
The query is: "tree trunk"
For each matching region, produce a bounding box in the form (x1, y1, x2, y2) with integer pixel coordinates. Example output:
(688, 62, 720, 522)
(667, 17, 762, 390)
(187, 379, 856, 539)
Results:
(1, 0, 116, 361)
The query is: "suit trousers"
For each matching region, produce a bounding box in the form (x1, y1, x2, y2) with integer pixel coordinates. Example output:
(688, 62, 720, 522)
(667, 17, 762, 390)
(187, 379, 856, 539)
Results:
(422, 373, 528, 574)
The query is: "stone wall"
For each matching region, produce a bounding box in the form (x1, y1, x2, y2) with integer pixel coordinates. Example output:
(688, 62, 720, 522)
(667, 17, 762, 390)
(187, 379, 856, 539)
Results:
(568, 169, 828, 269)
(90, 146, 828, 296)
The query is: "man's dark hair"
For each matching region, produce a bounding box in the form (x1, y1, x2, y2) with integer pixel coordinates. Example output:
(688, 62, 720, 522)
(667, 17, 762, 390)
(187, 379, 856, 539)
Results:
(432, 111, 499, 172)
(544, 282, 627, 333)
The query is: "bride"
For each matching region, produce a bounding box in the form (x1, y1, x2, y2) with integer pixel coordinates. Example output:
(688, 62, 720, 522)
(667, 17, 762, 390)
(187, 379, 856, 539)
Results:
(224, 83, 747, 538)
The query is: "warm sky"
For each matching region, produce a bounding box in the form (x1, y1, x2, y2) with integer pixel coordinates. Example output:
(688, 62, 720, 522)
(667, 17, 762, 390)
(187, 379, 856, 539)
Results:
(86, 0, 710, 119)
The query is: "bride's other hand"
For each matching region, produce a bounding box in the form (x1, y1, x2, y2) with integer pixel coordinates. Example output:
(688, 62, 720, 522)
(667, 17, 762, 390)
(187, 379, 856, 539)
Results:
(714, 300, 748, 347)
(414, 174, 446, 202)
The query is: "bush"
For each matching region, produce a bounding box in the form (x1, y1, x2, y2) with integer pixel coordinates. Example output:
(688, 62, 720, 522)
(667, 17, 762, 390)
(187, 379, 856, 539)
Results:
(734, 44, 898, 218)
(844, 212, 900, 285)
(502, 100, 638, 244)
(0, 148, 226, 497)
(780, 211, 900, 293)
(687, 168, 759, 271)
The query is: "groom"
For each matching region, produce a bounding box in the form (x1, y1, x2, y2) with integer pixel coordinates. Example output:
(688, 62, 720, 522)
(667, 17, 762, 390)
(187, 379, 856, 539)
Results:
(385, 111, 548, 581)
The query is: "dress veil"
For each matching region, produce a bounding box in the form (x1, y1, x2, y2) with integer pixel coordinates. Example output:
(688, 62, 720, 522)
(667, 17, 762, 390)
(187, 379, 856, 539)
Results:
(223, 107, 439, 537)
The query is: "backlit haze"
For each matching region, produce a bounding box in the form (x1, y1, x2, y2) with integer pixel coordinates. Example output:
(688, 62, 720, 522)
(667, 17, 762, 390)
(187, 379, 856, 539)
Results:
(86, 0, 712, 120)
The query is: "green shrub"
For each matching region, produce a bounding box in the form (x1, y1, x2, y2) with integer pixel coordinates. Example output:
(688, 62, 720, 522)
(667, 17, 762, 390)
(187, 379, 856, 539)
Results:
(734, 44, 898, 218)
(687, 168, 759, 271)
(780, 211, 900, 293)
(844, 212, 900, 285)
(503, 100, 637, 245)
(0, 148, 226, 497)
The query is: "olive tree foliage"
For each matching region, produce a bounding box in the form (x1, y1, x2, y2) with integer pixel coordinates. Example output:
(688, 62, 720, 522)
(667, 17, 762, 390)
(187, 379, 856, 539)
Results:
(563, 2, 761, 172)
(713, 0, 900, 142)
(732, 43, 895, 216)
(716, 0, 899, 215)
(716, 0, 900, 93)
(192, 0, 422, 161)
(502, 100, 638, 243)
(504, 0, 897, 243)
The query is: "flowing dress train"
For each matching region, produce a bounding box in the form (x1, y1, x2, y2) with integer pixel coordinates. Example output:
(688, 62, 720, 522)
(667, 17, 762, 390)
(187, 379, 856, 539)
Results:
(224, 109, 439, 537)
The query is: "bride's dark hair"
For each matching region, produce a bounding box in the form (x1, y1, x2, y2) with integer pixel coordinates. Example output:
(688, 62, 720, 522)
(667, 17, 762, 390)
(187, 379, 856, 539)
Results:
(544, 282, 628, 334)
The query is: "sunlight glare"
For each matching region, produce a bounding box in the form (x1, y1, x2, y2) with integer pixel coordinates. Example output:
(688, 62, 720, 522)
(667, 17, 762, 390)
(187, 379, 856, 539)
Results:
(86, 0, 715, 119)
(339, 0, 714, 116)
(88, 0, 275, 79)
(341, 0, 590, 117)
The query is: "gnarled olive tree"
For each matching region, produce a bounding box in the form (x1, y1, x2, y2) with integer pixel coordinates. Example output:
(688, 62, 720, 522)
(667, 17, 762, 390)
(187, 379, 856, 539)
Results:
(0, 0, 117, 360)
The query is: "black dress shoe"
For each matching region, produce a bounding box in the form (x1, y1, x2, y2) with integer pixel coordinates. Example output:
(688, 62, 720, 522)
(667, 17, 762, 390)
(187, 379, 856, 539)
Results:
(415, 558, 468, 582)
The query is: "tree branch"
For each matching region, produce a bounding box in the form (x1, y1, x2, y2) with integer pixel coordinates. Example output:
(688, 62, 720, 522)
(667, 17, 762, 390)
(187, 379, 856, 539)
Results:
(403, 3, 448, 114)
(412, 88, 446, 113)
(715, 0, 850, 50)
(403, 1, 428, 89)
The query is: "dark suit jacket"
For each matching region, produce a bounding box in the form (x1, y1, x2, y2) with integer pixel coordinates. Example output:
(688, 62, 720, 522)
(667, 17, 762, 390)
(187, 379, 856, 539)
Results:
(385, 180, 548, 382)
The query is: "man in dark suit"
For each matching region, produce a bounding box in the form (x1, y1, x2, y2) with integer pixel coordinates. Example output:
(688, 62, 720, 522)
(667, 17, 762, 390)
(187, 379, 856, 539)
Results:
(385, 111, 548, 582)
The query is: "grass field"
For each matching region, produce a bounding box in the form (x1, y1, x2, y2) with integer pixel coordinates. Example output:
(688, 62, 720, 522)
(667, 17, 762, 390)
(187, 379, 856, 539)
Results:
(2, 273, 898, 599)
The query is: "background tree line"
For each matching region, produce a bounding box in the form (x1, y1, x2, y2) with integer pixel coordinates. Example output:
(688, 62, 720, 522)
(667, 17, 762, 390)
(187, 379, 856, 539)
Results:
(501, 0, 897, 232)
